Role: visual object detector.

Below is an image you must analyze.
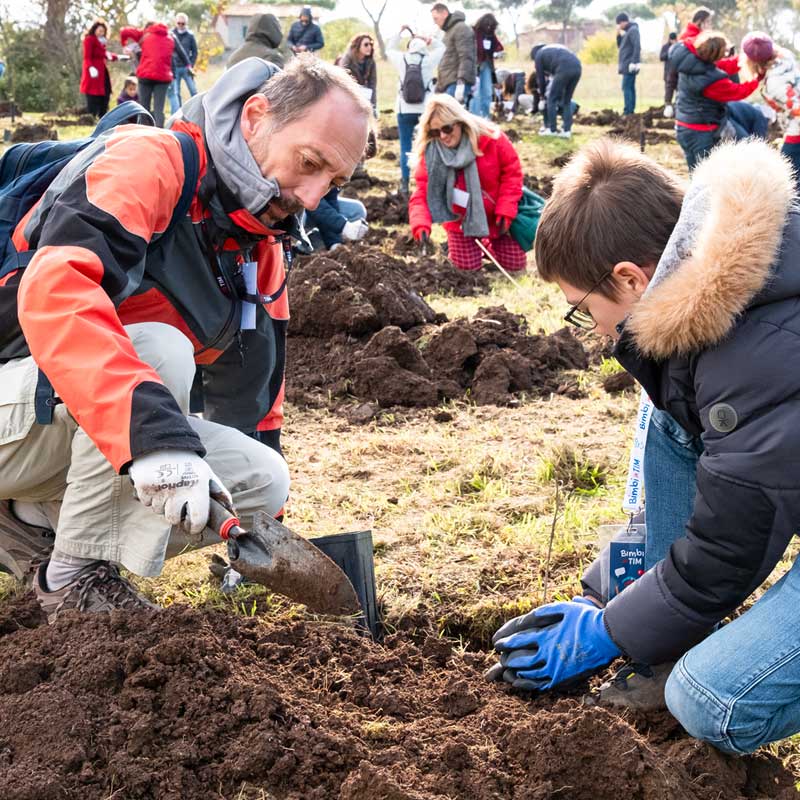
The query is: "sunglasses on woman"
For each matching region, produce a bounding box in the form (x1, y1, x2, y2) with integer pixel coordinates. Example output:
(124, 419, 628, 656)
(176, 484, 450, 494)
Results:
(429, 123, 458, 138)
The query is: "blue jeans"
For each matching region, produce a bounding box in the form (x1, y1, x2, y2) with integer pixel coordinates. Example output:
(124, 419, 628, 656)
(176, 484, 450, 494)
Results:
(644, 410, 800, 755)
(621, 72, 636, 115)
(444, 81, 473, 106)
(545, 68, 581, 133)
(397, 112, 420, 183)
(676, 125, 717, 171)
(168, 66, 198, 115)
(303, 197, 366, 249)
(468, 62, 494, 118)
(727, 101, 769, 140)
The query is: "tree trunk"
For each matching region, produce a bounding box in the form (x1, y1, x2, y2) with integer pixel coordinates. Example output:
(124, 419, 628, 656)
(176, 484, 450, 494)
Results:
(360, 0, 388, 60)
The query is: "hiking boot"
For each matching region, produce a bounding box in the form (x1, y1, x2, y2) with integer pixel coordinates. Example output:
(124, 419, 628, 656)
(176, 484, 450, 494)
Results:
(584, 662, 675, 711)
(34, 559, 158, 624)
(0, 500, 56, 584)
(538, 126, 558, 136)
(557, 130, 572, 139)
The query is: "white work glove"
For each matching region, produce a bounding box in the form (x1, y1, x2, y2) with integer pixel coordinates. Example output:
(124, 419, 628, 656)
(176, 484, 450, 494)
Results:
(88, 66, 99, 79)
(454, 80, 466, 104)
(538, 100, 546, 111)
(628, 62, 641, 74)
(341, 219, 369, 241)
(129, 450, 232, 535)
(663, 103, 674, 119)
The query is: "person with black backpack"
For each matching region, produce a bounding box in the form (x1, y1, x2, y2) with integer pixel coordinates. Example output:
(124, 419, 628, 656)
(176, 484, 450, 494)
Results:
(387, 27, 445, 195)
(0, 56, 372, 622)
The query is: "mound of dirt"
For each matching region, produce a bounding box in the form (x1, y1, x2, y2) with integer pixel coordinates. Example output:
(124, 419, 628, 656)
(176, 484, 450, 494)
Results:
(286, 251, 586, 412)
(524, 173, 553, 198)
(364, 192, 408, 225)
(0, 600, 794, 800)
(576, 108, 621, 126)
(346, 165, 388, 192)
(11, 122, 57, 143)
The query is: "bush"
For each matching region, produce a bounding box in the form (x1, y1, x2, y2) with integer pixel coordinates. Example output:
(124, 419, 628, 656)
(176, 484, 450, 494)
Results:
(5, 28, 81, 113)
(580, 30, 618, 66)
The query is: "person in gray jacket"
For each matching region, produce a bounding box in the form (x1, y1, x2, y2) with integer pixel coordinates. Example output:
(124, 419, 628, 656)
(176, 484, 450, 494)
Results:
(227, 13, 286, 69)
(430, 3, 476, 106)
(616, 12, 641, 114)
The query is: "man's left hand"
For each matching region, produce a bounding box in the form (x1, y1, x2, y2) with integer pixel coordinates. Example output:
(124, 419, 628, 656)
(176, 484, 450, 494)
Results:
(454, 80, 466, 104)
(489, 598, 621, 691)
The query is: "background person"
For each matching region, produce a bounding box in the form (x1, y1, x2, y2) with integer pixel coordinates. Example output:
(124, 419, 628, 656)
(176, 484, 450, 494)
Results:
(615, 12, 641, 115)
(80, 19, 121, 118)
(116, 75, 138, 105)
(679, 6, 714, 43)
(469, 13, 503, 119)
(227, 13, 286, 69)
(168, 12, 198, 114)
(120, 21, 175, 127)
(287, 6, 324, 54)
(671, 31, 766, 169)
(661, 31, 678, 117)
(430, 2, 476, 106)
(386, 27, 445, 195)
(531, 43, 582, 139)
(409, 94, 524, 273)
(304, 187, 368, 251)
(339, 33, 377, 114)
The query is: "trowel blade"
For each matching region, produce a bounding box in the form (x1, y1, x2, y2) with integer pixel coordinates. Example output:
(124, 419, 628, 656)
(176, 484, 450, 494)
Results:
(228, 511, 361, 616)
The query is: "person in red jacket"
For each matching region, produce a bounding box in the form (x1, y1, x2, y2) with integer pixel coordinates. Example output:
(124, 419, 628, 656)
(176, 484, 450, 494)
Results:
(80, 19, 121, 118)
(120, 21, 175, 126)
(409, 94, 524, 272)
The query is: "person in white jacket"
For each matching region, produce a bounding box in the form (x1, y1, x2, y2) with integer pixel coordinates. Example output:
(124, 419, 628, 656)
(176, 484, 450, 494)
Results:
(387, 27, 445, 194)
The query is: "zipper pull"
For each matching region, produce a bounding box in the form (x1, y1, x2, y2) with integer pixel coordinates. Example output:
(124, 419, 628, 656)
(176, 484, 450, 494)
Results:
(236, 330, 246, 367)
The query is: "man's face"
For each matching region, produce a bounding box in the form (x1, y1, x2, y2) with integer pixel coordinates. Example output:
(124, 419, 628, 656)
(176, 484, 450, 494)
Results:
(617, 20, 628, 31)
(241, 88, 368, 226)
(300, 14, 310, 25)
(431, 8, 448, 29)
(556, 263, 652, 339)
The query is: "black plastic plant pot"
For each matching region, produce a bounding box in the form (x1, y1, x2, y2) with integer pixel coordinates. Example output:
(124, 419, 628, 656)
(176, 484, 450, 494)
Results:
(309, 529, 380, 639)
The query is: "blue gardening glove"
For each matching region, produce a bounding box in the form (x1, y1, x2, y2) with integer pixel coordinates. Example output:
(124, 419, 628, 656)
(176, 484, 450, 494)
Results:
(490, 598, 620, 691)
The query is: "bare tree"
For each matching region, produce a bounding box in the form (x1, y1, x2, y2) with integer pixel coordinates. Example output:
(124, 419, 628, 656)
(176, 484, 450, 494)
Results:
(360, 0, 388, 60)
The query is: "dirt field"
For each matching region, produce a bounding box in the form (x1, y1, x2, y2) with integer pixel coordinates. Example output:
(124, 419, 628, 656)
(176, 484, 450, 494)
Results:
(1, 68, 799, 799)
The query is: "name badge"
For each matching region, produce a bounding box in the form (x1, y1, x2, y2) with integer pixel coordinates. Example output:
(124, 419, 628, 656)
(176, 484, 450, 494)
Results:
(452, 187, 470, 207)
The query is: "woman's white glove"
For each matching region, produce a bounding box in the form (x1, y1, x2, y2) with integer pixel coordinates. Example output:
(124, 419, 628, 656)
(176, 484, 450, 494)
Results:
(538, 100, 546, 111)
(341, 219, 369, 241)
(88, 66, 99, 79)
(454, 80, 466, 103)
(129, 450, 232, 534)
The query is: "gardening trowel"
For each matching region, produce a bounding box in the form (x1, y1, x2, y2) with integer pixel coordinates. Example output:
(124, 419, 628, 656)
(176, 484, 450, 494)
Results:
(207, 497, 361, 616)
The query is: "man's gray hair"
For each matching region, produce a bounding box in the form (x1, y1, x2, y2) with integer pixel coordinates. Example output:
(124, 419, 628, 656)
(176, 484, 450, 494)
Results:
(175, 11, 188, 23)
(259, 54, 373, 130)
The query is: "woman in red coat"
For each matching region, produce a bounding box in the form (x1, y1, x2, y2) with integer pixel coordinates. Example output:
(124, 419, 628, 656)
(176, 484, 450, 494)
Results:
(119, 22, 175, 127)
(80, 19, 120, 118)
(409, 94, 525, 271)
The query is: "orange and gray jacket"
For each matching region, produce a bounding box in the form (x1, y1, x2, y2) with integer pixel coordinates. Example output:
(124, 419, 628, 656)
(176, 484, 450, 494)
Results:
(3, 58, 291, 474)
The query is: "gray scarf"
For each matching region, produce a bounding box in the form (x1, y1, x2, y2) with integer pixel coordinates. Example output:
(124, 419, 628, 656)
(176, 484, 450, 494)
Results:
(425, 137, 489, 238)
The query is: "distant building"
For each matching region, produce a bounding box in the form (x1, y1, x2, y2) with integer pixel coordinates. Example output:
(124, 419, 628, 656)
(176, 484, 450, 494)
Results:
(519, 20, 604, 55)
(215, 4, 318, 51)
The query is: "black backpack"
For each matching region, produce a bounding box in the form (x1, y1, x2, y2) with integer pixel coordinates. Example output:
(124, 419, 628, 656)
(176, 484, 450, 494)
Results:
(401, 55, 426, 104)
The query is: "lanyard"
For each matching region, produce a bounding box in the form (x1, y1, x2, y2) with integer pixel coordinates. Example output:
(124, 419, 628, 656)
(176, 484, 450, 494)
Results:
(622, 388, 653, 513)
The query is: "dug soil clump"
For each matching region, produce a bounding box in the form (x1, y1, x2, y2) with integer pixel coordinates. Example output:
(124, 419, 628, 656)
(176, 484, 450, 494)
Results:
(0, 600, 795, 800)
(286, 249, 587, 413)
(364, 191, 408, 225)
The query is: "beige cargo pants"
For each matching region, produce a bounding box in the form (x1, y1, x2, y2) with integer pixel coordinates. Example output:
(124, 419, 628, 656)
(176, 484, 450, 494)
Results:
(0, 322, 290, 577)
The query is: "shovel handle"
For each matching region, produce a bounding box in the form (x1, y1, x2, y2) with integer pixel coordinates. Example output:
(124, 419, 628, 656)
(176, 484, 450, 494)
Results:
(209, 497, 243, 541)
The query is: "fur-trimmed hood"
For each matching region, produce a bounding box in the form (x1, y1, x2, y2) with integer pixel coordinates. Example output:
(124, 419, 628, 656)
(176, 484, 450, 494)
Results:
(627, 140, 796, 359)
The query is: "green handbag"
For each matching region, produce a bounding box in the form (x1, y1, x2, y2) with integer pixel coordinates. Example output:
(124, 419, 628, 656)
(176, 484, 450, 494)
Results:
(509, 187, 546, 252)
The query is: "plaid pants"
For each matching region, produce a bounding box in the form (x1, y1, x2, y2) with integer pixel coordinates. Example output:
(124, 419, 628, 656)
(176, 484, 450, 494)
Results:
(446, 228, 528, 272)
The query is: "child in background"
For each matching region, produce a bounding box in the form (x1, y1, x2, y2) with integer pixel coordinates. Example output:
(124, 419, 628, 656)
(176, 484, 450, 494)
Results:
(116, 76, 139, 105)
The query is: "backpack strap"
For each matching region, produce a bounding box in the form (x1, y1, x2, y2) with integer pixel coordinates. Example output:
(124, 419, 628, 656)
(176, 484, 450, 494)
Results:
(93, 101, 154, 136)
(35, 128, 200, 425)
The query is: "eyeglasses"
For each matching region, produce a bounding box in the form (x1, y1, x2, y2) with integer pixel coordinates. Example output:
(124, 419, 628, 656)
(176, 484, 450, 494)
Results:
(429, 123, 457, 137)
(176, 21, 186, 26)
(563, 272, 612, 330)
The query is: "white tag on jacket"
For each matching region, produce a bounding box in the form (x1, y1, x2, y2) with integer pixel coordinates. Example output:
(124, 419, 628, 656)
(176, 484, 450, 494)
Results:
(622, 388, 653, 513)
(483, 38, 492, 50)
(452, 187, 470, 208)
(241, 261, 257, 331)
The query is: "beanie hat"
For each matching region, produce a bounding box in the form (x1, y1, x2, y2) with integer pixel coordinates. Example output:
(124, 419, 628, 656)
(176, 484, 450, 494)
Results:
(742, 31, 775, 63)
(615, 12, 630, 23)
